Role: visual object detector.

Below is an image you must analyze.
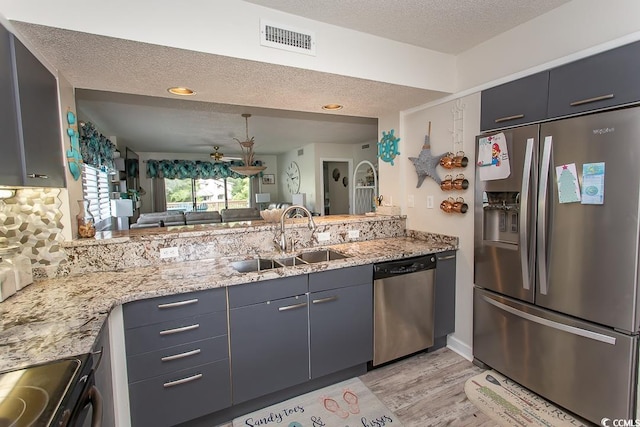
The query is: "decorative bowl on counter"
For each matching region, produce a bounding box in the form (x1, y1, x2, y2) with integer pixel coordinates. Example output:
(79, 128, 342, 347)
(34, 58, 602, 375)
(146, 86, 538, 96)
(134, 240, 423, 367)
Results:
(260, 208, 283, 223)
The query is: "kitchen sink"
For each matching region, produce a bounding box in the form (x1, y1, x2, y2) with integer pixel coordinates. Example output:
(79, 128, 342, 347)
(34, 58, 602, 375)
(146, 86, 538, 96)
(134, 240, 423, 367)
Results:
(231, 258, 283, 273)
(297, 249, 350, 263)
(273, 256, 309, 267)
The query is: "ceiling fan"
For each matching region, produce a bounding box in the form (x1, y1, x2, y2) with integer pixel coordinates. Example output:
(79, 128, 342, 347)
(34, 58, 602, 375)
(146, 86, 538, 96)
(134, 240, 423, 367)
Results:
(209, 146, 241, 162)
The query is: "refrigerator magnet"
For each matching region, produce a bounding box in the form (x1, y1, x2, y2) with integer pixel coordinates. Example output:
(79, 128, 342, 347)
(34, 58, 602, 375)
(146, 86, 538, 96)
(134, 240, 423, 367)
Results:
(581, 162, 605, 205)
(556, 163, 581, 204)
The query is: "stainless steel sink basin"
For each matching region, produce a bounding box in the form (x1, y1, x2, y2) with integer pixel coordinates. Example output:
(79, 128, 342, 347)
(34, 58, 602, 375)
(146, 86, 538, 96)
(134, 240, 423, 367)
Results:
(273, 256, 309, 267)
(231, 258, 283, 273)
(297, 249, 350, 263)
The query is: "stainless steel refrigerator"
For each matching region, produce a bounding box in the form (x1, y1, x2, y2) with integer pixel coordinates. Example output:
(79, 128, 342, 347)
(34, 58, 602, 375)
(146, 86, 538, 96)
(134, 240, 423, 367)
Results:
(474, 106, 640, 424)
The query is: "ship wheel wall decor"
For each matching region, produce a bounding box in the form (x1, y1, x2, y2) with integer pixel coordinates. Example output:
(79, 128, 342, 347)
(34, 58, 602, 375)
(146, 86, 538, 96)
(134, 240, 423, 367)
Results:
(378, 129, 401, 165)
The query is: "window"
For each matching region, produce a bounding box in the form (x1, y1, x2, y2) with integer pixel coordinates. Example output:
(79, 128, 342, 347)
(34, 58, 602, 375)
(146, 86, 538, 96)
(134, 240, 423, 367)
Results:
(164, 177, 252, 212)
(81, 164, 111, 229)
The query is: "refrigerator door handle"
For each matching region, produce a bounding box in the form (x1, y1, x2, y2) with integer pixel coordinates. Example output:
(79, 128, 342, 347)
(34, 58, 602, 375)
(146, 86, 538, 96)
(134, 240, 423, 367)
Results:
(482, 295, 617, 345)
(538, 136, 553, 295)
(520, 138, 534, 290)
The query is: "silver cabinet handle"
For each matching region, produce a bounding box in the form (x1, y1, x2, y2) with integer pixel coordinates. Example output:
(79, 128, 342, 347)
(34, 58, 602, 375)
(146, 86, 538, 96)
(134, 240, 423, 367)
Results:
(520, 138, 534, 291)
(163, 373, 203, 388)
(278, 302, 308, 312)
(159, 324, 199, 336)
(436, 254, 456, 261)
(157, 298, 198, 309)
(537, 136, 552, 296)
(569, 93, 614, 107)
(312, 296, 338, 304)
(161, 348, 201, 362)
(26, 173, 49, 179)
(482, 295, 616, 345)
(494, 114, 524, 123)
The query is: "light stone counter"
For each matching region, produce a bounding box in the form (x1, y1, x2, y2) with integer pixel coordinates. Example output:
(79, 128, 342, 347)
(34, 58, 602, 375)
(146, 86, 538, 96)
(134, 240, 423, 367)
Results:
(0, 229, 457, 372)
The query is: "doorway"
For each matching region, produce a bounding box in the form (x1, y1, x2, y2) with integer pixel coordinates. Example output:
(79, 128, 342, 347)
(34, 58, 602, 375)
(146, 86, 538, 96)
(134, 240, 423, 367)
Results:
(322, 160, 351, 215)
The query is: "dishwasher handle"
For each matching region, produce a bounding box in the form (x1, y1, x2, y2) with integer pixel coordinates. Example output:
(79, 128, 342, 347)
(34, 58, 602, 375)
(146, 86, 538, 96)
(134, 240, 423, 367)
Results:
(374, 255, 436, 279)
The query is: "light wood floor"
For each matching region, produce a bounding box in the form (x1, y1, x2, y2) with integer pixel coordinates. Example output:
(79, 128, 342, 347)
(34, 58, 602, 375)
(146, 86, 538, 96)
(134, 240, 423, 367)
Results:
(221, 347, 492, 426)
(360, 347, 494, 426)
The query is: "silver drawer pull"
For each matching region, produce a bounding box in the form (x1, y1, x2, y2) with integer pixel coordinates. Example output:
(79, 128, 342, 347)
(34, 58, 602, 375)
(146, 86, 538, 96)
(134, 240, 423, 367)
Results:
(27, 173, 49, 179)
(278, 302, 308, 312)
(494, 114, 524, 123)
(159, 324, 199, 336)
(570, 93, 614, 106)
(436, 254, 456, 261)
(157, 298, 198, 309)
(163, 373, 203, 388)
(161, 348, 201, 362)
(312, 296, 338, 304)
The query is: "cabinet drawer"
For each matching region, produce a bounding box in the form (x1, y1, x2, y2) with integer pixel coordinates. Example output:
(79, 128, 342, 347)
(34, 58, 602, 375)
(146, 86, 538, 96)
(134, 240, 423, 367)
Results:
(127, 335, 228, 383)
(228, 275, 307, 308)
(123, 287, 226, 329)
(125, 311, 227, 356)
(309, 264, 372, 292)
(480, 71, 549, 131)
(129, 359, 231, 427)
(548, 41, 640, 118)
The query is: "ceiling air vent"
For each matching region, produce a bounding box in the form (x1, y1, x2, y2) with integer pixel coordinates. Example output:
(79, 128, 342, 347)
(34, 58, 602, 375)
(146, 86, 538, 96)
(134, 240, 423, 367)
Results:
(260, 20, 316, 56)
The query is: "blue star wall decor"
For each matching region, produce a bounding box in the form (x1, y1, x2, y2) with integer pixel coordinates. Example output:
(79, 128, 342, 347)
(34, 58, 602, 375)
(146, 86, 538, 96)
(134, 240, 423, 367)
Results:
(409, 123, 446, 187)
(378, 129, 401, 165)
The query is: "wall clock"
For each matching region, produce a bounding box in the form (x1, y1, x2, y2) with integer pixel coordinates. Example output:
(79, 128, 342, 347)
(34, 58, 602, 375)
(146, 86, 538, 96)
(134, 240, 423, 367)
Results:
(286, 161, 301, 194)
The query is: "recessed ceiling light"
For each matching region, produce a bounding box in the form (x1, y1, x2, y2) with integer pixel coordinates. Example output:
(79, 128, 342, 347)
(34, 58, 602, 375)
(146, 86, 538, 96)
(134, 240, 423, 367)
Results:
(167, 86, 196, 96)
(322, 103, 343, 111)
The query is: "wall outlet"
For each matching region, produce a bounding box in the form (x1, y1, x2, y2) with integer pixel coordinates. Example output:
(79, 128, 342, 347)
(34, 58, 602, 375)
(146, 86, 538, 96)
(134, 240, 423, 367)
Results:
(160, 247, 179, 259)
(348, 229, 360, 239)
(317, 232, 331, 242)
(427, 196, 434, 209)
(407, 194, 415, 208)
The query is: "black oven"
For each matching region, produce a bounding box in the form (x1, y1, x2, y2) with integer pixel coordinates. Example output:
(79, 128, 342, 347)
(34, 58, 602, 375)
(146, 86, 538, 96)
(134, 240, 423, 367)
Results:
(0, 352, 103, 426)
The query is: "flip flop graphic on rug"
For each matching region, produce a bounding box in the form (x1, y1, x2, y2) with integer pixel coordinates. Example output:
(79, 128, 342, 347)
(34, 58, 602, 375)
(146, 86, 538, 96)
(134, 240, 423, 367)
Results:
(321, 396, 350, 419)
(485, 374, 536, 409)
(343, 389, 360, 414)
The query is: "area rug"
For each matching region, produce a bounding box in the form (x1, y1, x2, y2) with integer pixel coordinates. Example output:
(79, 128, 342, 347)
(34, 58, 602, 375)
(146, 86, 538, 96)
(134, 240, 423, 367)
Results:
(465, 370, 590, 426)
(233, 377, 403, 427)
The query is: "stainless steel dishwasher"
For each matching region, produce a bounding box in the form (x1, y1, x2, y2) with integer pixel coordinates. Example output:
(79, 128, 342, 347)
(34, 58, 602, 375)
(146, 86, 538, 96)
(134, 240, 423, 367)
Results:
(373, 255, 437, 366)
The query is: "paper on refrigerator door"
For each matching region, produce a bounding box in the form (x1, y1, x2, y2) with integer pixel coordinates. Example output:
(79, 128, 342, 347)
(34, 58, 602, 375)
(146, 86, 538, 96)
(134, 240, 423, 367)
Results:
(555, 163, 581, 203)
(478, 132, 511, 181)
(581, 162, 605, 205)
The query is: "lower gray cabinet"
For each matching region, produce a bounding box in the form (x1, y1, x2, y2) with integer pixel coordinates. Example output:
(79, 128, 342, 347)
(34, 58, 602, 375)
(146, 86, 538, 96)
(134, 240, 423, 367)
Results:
(128, 359, 230, 427)
(434, 251, 457, 339)
(309, 282, 373, 378)
(229, 293, 310, 404)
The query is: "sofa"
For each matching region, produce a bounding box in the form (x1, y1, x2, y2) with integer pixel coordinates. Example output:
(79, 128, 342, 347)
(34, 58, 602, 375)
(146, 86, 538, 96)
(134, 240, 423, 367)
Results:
(220, 207, 262, 222)
(130, 210, 223, 229)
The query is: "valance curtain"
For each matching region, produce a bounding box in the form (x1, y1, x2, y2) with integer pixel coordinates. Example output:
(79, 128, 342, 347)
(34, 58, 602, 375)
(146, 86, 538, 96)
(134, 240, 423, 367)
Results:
(146, 159, 263, 180)
(79, 122, 116, 170)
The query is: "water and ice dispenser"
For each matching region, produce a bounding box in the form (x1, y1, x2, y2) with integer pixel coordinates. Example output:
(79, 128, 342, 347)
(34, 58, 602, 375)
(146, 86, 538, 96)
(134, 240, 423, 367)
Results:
(482, 191, 520, 247)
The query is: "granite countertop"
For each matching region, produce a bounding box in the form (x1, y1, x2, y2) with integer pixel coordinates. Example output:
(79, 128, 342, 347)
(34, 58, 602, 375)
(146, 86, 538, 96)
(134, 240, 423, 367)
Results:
(0, 236, 456, 372)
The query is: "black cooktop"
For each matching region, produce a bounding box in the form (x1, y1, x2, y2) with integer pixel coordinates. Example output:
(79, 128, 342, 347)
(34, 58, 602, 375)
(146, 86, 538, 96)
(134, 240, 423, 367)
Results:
(0, 356, 85, 427)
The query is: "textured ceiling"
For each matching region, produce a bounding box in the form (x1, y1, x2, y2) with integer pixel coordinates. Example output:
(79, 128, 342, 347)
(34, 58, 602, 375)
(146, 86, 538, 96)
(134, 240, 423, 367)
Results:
(246, 0, 570, 53)
(10, 0, 570, 156)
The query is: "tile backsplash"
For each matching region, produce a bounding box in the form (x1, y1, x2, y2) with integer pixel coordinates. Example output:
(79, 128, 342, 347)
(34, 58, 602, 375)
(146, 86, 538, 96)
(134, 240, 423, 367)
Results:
(0, 188, 67, 277)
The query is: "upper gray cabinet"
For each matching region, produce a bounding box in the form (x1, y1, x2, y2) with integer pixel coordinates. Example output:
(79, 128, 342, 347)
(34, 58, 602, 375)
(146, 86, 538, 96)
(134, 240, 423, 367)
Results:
(480, 71, 549, 132)
(548, 40, 640, 118)
(0, 25, 22, 186)
(0, 23, 64, 188)
(10, 34, 65, 188)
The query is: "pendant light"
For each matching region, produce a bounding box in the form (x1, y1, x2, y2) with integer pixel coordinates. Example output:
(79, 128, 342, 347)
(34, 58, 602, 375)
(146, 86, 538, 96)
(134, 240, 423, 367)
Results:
(229, 114, 267, 176)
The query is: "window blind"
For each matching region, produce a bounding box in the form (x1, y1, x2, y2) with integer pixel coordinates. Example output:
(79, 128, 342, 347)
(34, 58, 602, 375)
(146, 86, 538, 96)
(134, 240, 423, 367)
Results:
(82, 164, 111, 223)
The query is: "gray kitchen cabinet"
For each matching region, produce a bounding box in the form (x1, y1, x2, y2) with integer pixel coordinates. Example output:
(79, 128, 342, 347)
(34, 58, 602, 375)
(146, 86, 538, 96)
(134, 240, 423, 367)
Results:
(433, 251, 456, 347)
(123, 287, 230, 427)
(0, 24, 22, 187)
(10, 34, 65, 188)
(91, 321, 115, 427)
(309, 281, 373, 378)
(548, 40, 640, 118)
(480, 71, 549, 132)
(229, 280, 309, 404)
